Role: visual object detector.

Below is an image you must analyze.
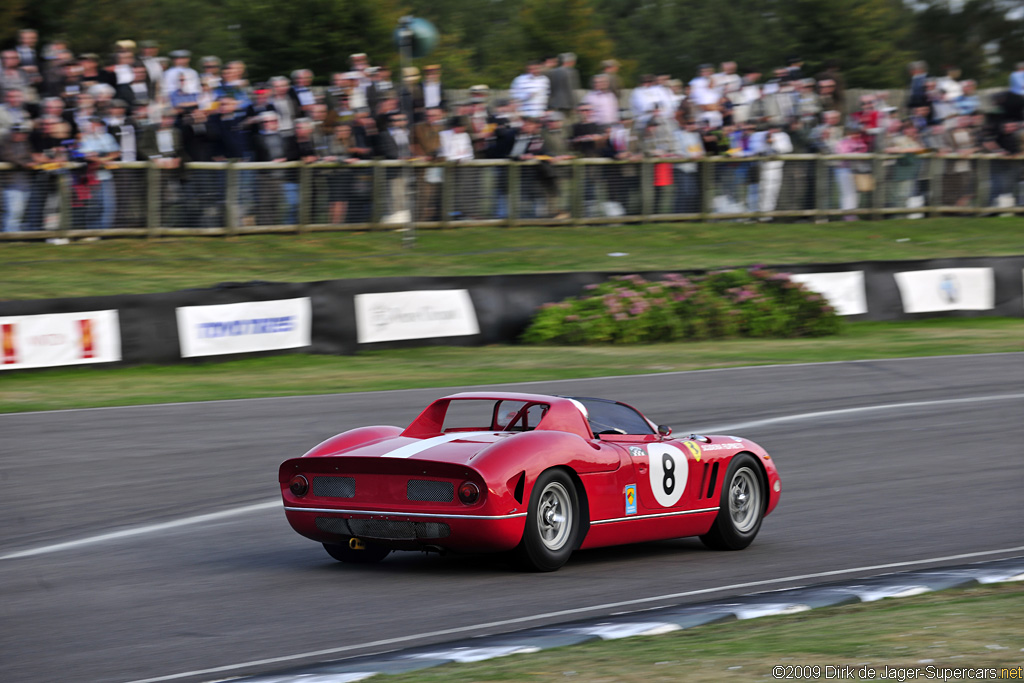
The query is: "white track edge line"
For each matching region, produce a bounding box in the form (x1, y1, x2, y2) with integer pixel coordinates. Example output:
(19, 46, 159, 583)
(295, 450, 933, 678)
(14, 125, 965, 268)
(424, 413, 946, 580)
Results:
(122, 546, 1024, 683)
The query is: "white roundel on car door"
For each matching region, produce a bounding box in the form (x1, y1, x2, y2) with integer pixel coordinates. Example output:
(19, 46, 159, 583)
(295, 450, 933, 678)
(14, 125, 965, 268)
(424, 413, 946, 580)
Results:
(647, 443, 687, 507)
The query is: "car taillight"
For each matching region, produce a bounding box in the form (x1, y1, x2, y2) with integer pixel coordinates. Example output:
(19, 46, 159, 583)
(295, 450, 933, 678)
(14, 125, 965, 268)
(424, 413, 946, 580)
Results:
(289, 475, 309, 497)
(457, 481, 480, 505)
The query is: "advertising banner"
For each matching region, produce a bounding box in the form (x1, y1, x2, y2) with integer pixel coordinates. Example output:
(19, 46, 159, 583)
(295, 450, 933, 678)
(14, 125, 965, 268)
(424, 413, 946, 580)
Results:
(355, 290, 480, 344)
(176, 298, 312, 358)
(789, 271, 868, 316)
(893, 268, 994, 313)
(0, 310, 121, 370)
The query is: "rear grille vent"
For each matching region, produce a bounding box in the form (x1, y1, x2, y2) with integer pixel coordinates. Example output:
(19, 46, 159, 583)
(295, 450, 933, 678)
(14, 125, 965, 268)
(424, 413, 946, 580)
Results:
(313, 476, 355, 498)
(315, 517, 352, 536)
(316, 517, 451, 540)
(407, 479, 454, 502)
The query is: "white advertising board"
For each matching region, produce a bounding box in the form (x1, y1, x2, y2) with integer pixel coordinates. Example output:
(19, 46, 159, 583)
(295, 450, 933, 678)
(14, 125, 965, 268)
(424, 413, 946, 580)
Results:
(176, 298, 312, 358)
(355, 290, 480, 344)
(893, 268, 994, 313)
(788, 271, 868, 316)
(1, 310, 121, 370)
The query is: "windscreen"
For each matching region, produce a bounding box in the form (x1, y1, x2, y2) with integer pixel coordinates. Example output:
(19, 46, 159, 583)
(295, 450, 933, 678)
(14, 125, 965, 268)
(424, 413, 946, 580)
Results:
(571, 397, 654, 435)
(441, 399, 548, 432)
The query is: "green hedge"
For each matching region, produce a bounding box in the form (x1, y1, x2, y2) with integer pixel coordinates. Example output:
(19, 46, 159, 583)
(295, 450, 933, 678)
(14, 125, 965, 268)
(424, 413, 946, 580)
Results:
(521, 269, 842, 345)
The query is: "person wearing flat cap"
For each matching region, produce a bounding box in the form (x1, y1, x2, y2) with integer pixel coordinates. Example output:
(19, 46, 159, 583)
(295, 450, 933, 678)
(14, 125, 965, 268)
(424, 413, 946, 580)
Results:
(164, 49, 199, 96)
(422, 64, 446, 112)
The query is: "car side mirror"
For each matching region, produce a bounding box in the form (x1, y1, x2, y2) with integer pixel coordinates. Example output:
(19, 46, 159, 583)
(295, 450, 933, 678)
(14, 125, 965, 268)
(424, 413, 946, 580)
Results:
(658, 425, 672, 437)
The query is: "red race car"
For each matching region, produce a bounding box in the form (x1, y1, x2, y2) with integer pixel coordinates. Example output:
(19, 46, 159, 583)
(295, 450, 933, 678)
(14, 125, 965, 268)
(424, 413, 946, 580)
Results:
(279, 392, 781, 571)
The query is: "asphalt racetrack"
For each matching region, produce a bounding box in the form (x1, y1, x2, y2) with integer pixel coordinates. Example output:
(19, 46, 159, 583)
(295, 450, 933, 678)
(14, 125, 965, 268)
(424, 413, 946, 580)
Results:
(2, 354, 1022, 683)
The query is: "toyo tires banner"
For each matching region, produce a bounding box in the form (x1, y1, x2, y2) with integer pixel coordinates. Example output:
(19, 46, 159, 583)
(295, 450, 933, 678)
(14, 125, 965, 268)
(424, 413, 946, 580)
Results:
(1, 310, 121, 370)
(176, 298, 312, 358)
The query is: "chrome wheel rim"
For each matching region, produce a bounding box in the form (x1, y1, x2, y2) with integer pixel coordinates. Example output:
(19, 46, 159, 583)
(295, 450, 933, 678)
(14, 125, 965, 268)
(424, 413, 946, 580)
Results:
(729, 467, 760, 533)
(537, 481, 572, 551)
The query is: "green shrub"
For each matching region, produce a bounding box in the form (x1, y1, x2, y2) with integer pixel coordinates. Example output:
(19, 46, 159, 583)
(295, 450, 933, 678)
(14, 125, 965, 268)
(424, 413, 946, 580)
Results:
(520, 269, 841, 345)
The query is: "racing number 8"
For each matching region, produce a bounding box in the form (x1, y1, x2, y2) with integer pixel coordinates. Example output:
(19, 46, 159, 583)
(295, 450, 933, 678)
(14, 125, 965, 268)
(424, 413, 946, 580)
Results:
(647, 443, 686, 507)
(662, 453, 675, 495)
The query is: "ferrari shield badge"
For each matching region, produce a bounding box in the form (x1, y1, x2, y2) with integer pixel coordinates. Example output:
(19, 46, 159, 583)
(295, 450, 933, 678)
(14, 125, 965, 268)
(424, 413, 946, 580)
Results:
(625, 484, 637, 515)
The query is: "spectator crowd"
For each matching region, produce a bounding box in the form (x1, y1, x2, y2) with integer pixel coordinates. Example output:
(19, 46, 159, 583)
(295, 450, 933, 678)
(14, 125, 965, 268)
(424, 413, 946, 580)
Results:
(2, 28, 1024, 232)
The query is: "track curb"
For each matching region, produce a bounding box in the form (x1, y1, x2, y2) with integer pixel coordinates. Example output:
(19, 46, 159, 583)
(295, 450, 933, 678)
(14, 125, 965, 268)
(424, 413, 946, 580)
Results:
(229, 556, 1024, 682)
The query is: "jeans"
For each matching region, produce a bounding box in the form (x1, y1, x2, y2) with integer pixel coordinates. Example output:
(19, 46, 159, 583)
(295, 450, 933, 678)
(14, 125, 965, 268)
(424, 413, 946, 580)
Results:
(2, 185, 29, 232)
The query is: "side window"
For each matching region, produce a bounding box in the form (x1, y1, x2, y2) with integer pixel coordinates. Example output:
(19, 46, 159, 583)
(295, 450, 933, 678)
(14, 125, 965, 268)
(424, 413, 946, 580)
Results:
(576, 399, 654, 435)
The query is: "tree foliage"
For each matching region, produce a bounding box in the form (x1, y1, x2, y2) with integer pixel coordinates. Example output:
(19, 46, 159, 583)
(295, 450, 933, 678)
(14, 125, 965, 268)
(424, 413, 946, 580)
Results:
(3, 0, 1023, 89)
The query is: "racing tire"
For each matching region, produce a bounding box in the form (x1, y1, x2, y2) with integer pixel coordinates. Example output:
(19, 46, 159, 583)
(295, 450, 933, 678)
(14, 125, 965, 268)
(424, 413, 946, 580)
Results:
(322, 540, 391, 564)
(512, 469, 580, 572)
(700, 454, 765, 551)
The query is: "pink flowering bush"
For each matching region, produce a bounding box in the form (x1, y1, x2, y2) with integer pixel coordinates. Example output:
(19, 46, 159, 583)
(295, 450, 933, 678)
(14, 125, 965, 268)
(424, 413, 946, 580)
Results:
(521, 269, 840, 345)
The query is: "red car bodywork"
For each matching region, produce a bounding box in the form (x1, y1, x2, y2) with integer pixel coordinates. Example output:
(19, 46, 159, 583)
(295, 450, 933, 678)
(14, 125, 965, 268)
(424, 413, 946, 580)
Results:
(280, 392, 780, 555)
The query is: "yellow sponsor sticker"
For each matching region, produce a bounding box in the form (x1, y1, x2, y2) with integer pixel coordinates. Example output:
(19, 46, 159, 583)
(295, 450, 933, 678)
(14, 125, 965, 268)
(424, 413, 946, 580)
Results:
(682, 441, 702, 462)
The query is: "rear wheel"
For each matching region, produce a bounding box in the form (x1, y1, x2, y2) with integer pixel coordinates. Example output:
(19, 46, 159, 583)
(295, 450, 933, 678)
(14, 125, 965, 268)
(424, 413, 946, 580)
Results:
(700, 454, 765, 550)
(322, 539, 391, 564)
(512, 469, 580, 572)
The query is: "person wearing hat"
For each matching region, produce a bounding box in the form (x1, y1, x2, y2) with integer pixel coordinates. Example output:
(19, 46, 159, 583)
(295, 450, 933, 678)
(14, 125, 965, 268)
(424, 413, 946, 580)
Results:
(367, 64, 396, 116)
(422, 64, 445, 112)
(164, 50, 199, 96)
(201, 56, 223, 89)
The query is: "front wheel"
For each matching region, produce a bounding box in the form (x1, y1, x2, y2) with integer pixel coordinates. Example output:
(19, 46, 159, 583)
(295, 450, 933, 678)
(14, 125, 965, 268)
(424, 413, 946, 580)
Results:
(323, 539, 391, 564)
(512, 469, 580, 572)
(700, 454, 765, 550)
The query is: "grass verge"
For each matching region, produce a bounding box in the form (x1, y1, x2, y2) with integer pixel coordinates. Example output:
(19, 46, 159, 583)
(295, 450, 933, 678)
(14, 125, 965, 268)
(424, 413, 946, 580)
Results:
(2, 218, 1023, 300)
(375, 583, 1024, 682)
(1, 318, 1021, 413)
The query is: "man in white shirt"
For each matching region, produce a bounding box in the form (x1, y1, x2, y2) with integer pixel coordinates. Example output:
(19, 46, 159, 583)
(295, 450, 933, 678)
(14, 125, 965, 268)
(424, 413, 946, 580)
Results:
(510, 60, 550, 119)
(689, 64, 720, 108)
(712, 62, 742, 99)
(422, 65, 444, 110)
(163, 50, 199, 96)
(630, 74, 660, 125)
(439, 116, 475, 219)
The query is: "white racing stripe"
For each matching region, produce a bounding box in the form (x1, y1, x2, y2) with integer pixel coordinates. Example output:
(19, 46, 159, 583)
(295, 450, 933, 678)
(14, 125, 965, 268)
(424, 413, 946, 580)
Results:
(380, 431, 494, 459)
(2, 392, 1021, 562)
(121, 545, 1024, 683)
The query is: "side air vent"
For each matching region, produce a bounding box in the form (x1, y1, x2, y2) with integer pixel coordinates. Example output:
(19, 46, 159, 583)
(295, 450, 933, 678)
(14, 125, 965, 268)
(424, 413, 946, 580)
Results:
(707, 462, 720, 499)
(407, 479, 454, 502)
(313, 476, 355, 498)
(697, 463, 709, 499)
(513, 472, 526, 504)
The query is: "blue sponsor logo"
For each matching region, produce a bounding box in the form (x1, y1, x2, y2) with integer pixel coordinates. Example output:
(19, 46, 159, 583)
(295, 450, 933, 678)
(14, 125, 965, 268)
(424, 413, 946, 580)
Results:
(625, 484, 637, 515)
(198, 316, 296, 338)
